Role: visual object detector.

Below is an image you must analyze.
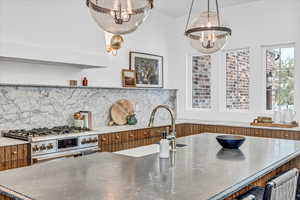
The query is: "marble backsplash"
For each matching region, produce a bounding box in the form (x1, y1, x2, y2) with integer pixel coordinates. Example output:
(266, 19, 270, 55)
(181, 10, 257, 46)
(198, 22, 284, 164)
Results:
(0, 85, 177, 130)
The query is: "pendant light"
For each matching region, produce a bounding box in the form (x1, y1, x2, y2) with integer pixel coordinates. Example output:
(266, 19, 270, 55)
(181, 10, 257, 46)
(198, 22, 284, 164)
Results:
(184, 0, 232, 54)
(86, 0, 154, 35)
(104, 32, 124, 56)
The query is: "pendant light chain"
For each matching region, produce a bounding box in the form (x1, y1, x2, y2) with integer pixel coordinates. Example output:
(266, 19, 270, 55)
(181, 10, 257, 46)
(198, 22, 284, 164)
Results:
(184, 0, 196, 34)
(208, 0, 210, 19)
(216, 0, 221, 26)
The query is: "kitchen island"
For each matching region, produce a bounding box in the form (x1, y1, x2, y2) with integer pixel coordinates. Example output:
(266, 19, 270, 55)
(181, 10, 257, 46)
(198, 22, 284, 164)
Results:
(0, 133, 300, 200)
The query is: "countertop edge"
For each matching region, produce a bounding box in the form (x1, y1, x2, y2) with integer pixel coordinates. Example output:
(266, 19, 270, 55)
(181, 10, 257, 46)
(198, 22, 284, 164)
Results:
(0, 185, 32, 200)
(212, 150, 300, 200)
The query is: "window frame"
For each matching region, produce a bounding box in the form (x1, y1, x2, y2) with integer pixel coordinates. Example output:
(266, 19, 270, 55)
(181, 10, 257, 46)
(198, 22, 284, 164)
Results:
(261, 43, 296, 113)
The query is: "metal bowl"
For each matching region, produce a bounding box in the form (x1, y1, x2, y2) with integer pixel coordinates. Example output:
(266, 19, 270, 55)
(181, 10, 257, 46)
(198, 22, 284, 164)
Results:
(216, 135, 246, 149)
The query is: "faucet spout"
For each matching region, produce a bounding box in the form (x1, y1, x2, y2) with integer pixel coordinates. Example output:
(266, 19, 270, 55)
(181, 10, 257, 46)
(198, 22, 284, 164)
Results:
(148, 105, 176, 151)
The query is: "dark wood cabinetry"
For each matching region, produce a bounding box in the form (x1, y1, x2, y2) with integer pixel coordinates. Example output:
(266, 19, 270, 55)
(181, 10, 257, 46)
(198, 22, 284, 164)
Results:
(0, 144, 30, 172)
(176, 123, 300, 141)
(98, 123, 300, 153)
(99, 126, 169, 152)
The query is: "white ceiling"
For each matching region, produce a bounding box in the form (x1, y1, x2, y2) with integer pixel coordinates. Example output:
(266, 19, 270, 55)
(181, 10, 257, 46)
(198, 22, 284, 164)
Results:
(155, 0, 262, 17)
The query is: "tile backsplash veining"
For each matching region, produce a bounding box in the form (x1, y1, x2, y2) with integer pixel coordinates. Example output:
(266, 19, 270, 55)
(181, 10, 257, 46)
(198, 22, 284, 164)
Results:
(0, 85, 177, 130)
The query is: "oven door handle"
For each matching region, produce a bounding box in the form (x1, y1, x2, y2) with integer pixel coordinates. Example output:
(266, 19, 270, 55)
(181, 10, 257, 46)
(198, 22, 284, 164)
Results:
(32, 148, 100, 164)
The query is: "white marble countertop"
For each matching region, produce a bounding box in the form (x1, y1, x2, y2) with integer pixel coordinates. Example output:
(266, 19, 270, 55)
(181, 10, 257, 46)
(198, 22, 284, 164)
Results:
(0, 137, 28, 147)
(1, 134, 300, 200)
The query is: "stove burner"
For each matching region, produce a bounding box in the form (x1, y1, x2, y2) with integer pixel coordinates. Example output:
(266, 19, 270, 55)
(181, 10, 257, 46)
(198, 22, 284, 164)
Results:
(3, 126, 91, 141)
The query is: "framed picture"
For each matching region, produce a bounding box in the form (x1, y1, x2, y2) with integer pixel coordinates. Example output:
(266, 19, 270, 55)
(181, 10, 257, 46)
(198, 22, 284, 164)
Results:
(129, 52, 164, 88)
(122, 69, 136, 88)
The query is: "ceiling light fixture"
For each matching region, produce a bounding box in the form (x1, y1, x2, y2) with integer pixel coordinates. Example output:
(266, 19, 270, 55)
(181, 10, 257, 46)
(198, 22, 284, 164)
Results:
(184, 0, 232, 54)
(86, 0, 154, 35)
(104, 32, 124, 56)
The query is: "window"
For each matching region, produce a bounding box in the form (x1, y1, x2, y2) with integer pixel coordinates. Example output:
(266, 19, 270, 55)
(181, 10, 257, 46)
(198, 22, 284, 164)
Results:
(225, 48, 250, 110)
(192, 55, 211, 109)
(265, 45, 295, 110)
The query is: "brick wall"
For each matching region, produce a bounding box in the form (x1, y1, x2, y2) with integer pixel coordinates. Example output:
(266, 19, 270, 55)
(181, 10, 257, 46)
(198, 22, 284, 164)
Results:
(226, 49, 250, 110)
(192, 55, 211, 109)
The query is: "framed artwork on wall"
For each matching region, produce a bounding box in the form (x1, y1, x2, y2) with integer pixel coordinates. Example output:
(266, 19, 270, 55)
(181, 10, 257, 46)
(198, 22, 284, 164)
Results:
(122, 69, 137, 88)
(129, 52, 164, 88)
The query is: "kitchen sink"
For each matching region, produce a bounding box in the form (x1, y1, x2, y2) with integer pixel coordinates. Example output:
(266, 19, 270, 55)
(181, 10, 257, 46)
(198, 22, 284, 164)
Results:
(114, 143, 187, 158)
(176, 143, 187, 148)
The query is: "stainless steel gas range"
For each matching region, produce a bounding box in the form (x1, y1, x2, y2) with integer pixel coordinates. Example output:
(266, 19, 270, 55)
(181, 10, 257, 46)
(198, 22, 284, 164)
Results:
(2, 126, 100, 163)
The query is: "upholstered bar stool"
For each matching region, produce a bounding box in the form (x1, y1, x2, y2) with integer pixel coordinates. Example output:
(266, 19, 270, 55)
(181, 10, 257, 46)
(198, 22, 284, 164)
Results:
(237, 168, 299, 200)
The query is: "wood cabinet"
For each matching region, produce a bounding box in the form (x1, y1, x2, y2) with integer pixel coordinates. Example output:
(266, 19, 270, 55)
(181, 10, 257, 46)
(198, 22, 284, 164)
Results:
(98, 123, 300, 153)
(99, 126, 169, 152)
(175, 123, 300, 141)
(0, 144, 30, 172)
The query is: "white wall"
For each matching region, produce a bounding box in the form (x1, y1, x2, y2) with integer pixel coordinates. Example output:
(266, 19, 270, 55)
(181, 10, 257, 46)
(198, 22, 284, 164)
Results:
(0, 0, 176, 88)
(171, 0, 300, 122)
(1, 0, 299, 123)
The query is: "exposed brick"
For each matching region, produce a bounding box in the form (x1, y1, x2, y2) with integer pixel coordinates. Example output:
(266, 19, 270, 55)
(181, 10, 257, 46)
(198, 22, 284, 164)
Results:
(226, 49, 250, 110)
(192, 55, 211, 109)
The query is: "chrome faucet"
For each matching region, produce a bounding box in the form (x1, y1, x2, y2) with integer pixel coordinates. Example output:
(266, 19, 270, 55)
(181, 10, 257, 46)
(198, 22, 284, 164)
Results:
(148, 105, 176, 151)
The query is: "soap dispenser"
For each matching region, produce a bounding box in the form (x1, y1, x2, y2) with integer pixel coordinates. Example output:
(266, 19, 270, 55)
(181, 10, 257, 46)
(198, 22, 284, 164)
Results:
(160, 131, 170, 159)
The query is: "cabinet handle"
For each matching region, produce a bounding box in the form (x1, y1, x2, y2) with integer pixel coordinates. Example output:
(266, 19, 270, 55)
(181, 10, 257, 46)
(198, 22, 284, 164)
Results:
(129, 134, 134, 137)
(116, 136, 120, 139)
(102, 138, 107, 141)
(12, 151, 17, 155)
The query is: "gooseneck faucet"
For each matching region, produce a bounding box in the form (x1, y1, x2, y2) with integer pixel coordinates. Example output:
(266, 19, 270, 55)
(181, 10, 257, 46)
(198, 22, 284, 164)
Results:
(148, 105, 176, 151)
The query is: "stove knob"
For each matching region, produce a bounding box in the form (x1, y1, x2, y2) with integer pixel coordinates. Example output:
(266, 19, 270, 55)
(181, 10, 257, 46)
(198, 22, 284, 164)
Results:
(92, 138, 98, 143)
(32, 145, 39, 152)
(87, 138, 93, 143)
(81, 139, 87, 144)
(39, 144, 46, 151)
(47, 143, 54, 150)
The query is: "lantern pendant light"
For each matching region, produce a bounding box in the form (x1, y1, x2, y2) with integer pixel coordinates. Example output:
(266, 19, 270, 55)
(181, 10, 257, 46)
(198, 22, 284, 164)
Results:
(86, 0, 154, 35)
(184, 0, 232, 54)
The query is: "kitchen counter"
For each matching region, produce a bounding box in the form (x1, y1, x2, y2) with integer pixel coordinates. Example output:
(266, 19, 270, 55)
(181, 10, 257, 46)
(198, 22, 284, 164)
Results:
(1, 133, 300, 200)
(0, 137, 28, 147)
(178, 119, 300, 131)
(92, 119, 300, 136)
(2, 118, 299, 143)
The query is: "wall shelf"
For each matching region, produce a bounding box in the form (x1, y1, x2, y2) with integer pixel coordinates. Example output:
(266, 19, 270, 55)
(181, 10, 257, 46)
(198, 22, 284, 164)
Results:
(0, 56, 105, 69)
(0, 83, 178, 91)
(0, 42, 110, 69)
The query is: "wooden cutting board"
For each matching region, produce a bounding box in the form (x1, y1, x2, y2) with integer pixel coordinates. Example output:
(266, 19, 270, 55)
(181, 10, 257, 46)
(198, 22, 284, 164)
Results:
(111, 99, 134, 125)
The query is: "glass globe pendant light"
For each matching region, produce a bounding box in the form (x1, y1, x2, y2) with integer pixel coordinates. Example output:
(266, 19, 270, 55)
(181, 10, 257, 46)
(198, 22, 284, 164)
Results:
(184, 0, 232, 54)
(86, 0, 154, 35)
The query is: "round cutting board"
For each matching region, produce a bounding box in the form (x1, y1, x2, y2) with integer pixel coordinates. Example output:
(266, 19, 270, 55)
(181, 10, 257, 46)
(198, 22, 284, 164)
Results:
(111, 99, 134, 125)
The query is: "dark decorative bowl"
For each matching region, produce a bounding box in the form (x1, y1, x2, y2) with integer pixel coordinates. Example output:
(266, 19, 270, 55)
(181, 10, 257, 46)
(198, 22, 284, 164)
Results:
(216, 135, 246, 149)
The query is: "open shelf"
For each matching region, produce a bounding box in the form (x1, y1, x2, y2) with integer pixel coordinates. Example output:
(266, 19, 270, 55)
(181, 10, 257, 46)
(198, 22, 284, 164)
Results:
(0, 83, 178, 91)
(0, 56, 105, 69)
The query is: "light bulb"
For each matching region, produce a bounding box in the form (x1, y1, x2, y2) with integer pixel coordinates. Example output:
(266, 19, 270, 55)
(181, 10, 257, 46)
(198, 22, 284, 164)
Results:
(212, 32, 216, 42)
(127, 0, 133, 14)
(200, 32, 204, 42)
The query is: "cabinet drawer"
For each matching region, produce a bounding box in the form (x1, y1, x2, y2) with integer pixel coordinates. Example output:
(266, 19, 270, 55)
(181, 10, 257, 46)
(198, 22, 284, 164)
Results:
(99, 135, 109, 145)
(110, 133, 123, 144)
(0, 144, 29, 171)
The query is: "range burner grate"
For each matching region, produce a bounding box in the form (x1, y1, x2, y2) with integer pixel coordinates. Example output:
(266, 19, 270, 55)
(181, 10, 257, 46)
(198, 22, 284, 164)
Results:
(2, 126, 91, 141)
